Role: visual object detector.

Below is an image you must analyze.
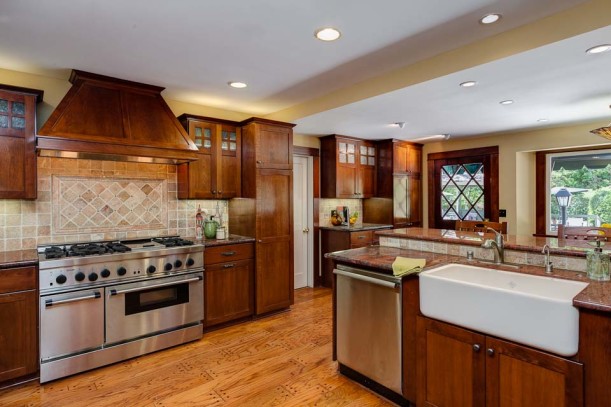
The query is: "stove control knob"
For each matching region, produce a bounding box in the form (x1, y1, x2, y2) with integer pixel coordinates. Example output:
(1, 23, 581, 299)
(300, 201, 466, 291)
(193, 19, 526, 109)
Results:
(174, 260, 183, 268)
(186, 258, 195, 267)
(101, 269, 111, 278)
(56, 274, 67, 284)
(88, 273, 98, 282)
(164, 263, 173, 271)
(147, 265, 157, 274)
(75, 272, 86, 282)
(117, 267, 127, 276)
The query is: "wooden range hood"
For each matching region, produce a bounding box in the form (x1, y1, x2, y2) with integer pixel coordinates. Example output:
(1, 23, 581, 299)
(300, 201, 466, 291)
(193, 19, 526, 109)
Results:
(37, 70, 198, 164)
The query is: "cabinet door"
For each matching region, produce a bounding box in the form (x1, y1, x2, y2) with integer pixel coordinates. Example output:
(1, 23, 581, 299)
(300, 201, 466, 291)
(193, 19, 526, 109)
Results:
(408, 174, 422, 225)
(218, 124, 241, 198)
(178, 120, 217, 199)
(485, 337, 584, 407)
(255, 169, 293, 314)
(0, 90, 37, 199)
(358, 142, 376, 197)
(336, 139, 358, 197)
(204, 259, 254, 327)
(417, 317, 486, 407)
(0, 290, 37, 383)
(393, 143, 421, 175)
(255, 124, 292, 169)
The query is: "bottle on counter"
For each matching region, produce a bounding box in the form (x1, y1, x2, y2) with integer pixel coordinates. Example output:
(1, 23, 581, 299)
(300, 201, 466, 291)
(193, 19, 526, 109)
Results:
(586, 240, 610, 281)
(195, 205, 203, 240)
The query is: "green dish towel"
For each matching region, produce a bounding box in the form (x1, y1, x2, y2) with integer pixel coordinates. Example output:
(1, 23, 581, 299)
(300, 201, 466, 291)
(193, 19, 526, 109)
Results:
(392, 257, 426, 277)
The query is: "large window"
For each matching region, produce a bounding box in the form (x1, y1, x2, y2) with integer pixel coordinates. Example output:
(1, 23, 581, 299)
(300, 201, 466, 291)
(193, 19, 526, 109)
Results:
(541, 149, 611, 235)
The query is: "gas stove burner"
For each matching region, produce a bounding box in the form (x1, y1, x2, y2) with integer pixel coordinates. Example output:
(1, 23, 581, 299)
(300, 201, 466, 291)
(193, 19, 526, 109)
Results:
(152, 237, 194, 247)
(105, 242, 132, 253)
(68, 243, 109, 257)
(44, 246, 66, 259)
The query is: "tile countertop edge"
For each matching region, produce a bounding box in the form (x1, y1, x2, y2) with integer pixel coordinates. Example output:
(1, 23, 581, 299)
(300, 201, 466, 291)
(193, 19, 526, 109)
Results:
(0, 249, 39, 269)
(375, 227, 596, 258)
(325, 246, 611, 313)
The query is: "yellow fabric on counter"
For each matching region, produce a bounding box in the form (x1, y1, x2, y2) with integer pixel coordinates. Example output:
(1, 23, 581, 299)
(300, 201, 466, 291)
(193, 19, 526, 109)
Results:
(392, 257, 426, 276)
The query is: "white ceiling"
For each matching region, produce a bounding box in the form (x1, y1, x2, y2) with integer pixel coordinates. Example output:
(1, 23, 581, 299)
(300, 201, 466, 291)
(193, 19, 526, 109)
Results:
(0, 0, 608, 140)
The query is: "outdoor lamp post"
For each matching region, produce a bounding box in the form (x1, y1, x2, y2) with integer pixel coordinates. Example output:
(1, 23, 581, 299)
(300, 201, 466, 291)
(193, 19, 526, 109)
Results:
(555, 188, 572, 226)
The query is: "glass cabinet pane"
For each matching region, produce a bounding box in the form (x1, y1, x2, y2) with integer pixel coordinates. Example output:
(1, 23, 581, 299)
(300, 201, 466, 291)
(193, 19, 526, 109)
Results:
(230, 142, 237, 151)
(360, 156, 367, 165)
(229, 132, 236, 141)
(339, 153, 347, 163)
(0, 99, 8, 113)
(221, 141, 228, 150)
(221, 130, 228, 140)
(360, 145, 367, 155)
(12, 102, 25, 115)
(11, 117, 25, 129)
(339, 142, 347, 153)
(0, 115, 7, 128)
(368, 147, 375, 156)
(347, 154, 355, 164)
(347, 144, 355, 154)
(368, 157, 375, 166)
(204, 128, 211, 139)
(203, 139, 211, 148)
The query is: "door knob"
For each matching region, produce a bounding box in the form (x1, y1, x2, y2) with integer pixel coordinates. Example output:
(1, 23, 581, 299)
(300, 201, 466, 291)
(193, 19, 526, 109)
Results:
(303, 228, 309, 233)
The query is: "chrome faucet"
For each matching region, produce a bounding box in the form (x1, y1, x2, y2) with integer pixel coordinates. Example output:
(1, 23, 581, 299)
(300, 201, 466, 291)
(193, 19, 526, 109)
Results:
(481, 227, 504, 264)
(542, 244, 553, 274)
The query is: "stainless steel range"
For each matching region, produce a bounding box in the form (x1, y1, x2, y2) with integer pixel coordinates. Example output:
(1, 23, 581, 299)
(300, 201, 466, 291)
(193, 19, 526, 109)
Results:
(38, 237, 204, 383)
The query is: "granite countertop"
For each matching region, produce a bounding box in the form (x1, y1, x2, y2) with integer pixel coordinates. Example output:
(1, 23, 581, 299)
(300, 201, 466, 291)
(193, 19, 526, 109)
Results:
(0, 249, 39, 269)
(319, 223, 393, 232)
(325, 245, 611, 313)
(200, 234, 255, 247)
(377, 227, 596, 257)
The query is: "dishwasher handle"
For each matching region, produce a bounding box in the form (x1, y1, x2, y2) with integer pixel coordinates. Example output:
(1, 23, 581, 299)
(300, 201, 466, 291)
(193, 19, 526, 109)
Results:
(333, 268, 398, 289)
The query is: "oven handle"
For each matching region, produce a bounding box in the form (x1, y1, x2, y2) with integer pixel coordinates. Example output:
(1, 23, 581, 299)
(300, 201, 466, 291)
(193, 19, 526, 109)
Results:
(45, 291, 101, 307)
(109, 276, 203, 296)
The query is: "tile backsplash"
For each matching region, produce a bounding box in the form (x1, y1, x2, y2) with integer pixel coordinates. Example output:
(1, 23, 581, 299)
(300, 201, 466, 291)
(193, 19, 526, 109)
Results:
(0, 157, 229, 251)
(319, 199, 363, 227)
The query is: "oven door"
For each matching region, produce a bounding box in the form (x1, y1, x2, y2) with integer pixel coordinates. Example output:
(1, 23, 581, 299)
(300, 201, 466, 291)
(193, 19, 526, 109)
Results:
(105, 272, 203, 344)
(40, 289, 104, 361)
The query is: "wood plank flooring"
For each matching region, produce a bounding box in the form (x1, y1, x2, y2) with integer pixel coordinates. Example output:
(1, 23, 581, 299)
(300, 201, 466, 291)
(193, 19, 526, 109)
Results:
(0, 287, 395, 406)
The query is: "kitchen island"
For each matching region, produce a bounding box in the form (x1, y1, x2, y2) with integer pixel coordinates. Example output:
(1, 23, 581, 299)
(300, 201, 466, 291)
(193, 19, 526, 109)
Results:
(326, 229, 611, 406)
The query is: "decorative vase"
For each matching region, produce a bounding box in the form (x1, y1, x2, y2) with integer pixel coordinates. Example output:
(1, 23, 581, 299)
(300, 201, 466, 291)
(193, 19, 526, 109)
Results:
(203, 218, 218, 239)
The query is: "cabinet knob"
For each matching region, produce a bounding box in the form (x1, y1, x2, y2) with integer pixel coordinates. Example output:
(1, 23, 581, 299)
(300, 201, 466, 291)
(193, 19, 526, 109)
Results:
(256, 160, 263, 164)
(473, 344, 481, 352)
(212, 190, 217, 194)
(487, 348, 495, 356)
(258, 240, 263, 243)
(217, 190, 222, 195)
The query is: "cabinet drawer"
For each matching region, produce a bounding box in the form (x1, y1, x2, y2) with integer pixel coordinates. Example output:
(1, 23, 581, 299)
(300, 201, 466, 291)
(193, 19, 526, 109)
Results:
(0, 266, 37, 294)
(205, 243, 254, 265)
(350, 231, 373, 246)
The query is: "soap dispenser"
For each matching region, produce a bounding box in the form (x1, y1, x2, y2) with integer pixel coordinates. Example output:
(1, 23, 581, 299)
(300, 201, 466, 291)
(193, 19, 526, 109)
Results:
(586, 240, 610, 281)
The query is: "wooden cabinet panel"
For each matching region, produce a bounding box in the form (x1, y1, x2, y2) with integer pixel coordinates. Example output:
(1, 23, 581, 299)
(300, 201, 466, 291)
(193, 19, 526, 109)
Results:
(0, 290, 37, 383)
(393, 142, 422, 174)
(0, 266, 37, 294)
(255, 238, 292, 314)
(177, 115, 241, 199)
(256, 169, 292, 240)
(349, 230, 373, 246)
(417, 317, 584, 407)
(486, 337, 583, 407)
(0, 87, 40, 199)
(205, 243, 254, 266)
(417, 316, 486, 407)
(253, 123, 292, 169)
(204, 258, 254, 328)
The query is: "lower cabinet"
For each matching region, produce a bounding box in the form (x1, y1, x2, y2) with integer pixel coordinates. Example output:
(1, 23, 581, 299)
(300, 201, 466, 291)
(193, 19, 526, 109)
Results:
(255, 237, 292, 315)
(417, 316, 584, 407)
(203, 243, 254, 328)
(0, 266, 38, 385)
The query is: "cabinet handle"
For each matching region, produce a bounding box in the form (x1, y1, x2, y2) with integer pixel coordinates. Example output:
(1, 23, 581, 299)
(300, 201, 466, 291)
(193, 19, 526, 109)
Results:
(221, 251, 236, 256)
(256, 160, 263, 164)
(473, 344, 481, 352)
(358, 236, 366, 239)
(487, 348, 495, 356)
(223, 263, 235, 268)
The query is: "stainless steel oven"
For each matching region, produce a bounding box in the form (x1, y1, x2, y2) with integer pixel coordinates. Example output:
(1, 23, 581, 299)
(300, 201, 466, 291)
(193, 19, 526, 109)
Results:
(106, 272, 203, 344)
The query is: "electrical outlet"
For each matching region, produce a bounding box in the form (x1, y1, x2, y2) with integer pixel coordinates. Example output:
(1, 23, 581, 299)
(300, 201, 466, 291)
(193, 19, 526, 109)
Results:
(499, 209, 507, 217)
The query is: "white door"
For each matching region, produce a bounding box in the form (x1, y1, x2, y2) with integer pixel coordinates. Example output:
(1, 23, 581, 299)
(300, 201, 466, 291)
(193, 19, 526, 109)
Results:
(293, 155, 313, 288)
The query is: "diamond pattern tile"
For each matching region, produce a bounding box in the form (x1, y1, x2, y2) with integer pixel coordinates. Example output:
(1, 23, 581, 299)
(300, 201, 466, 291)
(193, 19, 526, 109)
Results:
(53, 176, 168, 233)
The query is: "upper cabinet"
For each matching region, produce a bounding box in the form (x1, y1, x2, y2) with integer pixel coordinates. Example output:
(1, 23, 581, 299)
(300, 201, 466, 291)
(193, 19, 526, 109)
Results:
(241, 118, 293, 170)
(177, 115, 241, 199)
(376, 139, 422, 198)
(393, 142, 422, 175)
(321, 135, 376, 198)
(0, 84, 43, 199)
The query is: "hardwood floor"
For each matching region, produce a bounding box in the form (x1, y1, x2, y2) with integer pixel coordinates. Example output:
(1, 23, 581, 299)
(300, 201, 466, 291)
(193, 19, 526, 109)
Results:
(0, 287, 395, 407)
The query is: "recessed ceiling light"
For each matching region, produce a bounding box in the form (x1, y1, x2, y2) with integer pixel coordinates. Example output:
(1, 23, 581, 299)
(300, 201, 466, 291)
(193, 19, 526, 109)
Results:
(586, 44, 611, 54)
(480, 14, 501, 24)
(537, 118, 549, 123)
(499, 100, 514, 105)
(228, 81, 247, 89)
(460, 81, 477, 88)
(315, 27, 341, 41)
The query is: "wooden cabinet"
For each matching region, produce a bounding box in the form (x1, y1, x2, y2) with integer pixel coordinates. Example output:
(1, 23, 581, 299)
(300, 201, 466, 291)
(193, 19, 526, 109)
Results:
(417, 316, 584, 407)
(320, 228, 390, 287)
(363, 139, 422, 228)
(0, 266, 38, 385)
(0, 85, 42, 199)
(228, 118, 295, 316)
(320, 135, 376, 198)
(177, 115, 241, 199)
(203, 243, 254, 328)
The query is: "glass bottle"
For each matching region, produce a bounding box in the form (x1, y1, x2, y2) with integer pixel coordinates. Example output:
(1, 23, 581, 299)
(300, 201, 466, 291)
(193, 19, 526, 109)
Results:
(586, 240, 610, 281)
(195, 205, 203, 240)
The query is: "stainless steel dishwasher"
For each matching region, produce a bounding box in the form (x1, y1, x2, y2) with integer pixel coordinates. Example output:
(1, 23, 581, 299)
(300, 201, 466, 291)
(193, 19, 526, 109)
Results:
(334, 264, 403, 396)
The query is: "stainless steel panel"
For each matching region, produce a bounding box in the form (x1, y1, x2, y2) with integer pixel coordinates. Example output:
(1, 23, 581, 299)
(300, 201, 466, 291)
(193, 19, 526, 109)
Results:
(40, 290, 104, 361)
(105, 272, 203, 344)
(335, 266, 402, 394)
(40, 324, 202, 383)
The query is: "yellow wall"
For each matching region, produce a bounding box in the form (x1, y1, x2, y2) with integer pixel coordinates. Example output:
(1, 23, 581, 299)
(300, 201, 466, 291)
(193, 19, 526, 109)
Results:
(293, 134, 320, 149)
(422, 121, 611, 235)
